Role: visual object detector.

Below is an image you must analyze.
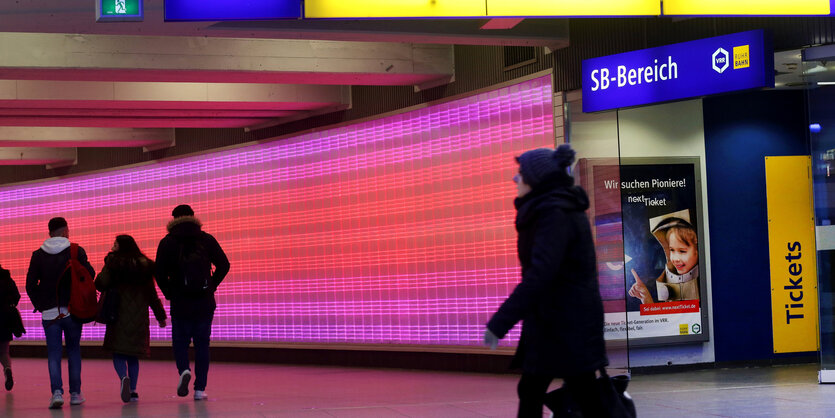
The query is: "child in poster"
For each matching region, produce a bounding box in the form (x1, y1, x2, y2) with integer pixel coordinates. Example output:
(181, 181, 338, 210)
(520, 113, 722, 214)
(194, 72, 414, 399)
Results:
(628, 208, 700, 304)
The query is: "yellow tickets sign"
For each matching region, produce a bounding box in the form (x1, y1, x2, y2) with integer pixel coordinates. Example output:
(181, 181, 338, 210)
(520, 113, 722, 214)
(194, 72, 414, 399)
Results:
(664, 0, 829, 15)
(765, 156, 819, 353)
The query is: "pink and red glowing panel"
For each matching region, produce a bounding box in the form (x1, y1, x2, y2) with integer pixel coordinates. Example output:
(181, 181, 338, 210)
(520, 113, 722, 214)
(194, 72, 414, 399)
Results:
(0, 76, 554, 347)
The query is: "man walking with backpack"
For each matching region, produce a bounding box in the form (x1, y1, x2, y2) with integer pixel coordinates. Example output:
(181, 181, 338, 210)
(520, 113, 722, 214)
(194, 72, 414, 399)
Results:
(25, 217, 95, 409)
(155, 205, 229, 401)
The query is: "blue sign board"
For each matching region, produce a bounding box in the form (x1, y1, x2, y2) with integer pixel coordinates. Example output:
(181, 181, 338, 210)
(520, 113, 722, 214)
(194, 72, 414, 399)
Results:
(165, 0, 301, 21)
(581, 30, 773, 113)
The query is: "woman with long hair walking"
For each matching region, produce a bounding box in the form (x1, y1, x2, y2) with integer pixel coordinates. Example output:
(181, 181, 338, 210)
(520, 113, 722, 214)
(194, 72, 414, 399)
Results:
(95, 235, 167, 403)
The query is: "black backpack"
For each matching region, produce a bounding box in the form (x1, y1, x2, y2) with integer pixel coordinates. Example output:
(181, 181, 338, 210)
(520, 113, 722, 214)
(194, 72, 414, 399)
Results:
(176, 237, 212, 295)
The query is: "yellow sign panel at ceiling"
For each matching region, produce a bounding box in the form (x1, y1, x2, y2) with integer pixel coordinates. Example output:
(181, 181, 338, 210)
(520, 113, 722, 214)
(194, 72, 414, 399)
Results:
(305, 0, 487, 18)
(487, 0, 659, 16)
(664, 0, 829, 15)
(304, 0, 661, 18)
(765, 156, 819, 353)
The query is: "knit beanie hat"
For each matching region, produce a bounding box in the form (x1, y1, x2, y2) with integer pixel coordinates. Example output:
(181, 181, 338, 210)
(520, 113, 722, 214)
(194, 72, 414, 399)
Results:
(517, 144, 576, 188)
(172, 204, 194, 218)
(48, 217, 68, 234)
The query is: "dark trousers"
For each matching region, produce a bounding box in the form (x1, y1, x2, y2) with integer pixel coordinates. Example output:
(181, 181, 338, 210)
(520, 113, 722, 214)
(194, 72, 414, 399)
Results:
(517, 371, 602, 418)
(113, 353, 139, 391)
(171, 315, 213, 391)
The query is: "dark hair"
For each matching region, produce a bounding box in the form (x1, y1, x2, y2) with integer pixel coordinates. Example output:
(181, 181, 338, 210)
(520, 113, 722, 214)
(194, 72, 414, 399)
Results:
(113, 235, 148, 259)
(172, 204, 194, 218)
(48, 217, 68, 236)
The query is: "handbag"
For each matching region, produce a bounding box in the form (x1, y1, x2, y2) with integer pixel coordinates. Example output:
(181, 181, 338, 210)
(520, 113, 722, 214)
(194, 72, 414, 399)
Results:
(95, 288, 120, 324)
(545, 369, 636, 418)
(597, 370, 637, 418)
(7, 306, 25, 338)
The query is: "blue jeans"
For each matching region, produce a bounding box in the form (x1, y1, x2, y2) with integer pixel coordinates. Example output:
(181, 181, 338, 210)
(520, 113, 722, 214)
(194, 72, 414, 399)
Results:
(42, 316, 82, 394)
(172, 315, 213, 391)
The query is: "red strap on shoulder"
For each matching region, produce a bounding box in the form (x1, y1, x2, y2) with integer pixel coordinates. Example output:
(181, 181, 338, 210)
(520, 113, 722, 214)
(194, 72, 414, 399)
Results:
(70, 243, 78, 261)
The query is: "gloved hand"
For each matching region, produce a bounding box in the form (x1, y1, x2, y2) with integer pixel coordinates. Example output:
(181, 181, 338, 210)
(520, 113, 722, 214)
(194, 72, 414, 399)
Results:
(484, 328, 499, 350)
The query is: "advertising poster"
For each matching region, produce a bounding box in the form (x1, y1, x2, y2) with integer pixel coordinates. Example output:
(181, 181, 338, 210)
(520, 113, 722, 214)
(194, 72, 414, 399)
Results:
(578, 157, 709, 345)
(619, 159, 708, 343)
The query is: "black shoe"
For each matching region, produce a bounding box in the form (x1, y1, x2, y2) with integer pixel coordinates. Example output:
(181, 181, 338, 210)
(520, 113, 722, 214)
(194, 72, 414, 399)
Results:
(120, 376, 131, 403)
(3, 367, 12, 391)
(130, 392, 138, 402)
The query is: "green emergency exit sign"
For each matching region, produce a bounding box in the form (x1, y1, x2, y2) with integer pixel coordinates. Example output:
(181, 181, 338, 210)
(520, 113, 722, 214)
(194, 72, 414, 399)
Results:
(97, 0, 144, 21)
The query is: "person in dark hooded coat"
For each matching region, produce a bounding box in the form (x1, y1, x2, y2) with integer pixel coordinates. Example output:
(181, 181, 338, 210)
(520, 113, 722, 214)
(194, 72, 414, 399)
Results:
(485, 144, 608, 417)
(0, 265, 20, 391)
(95, 235, 167, 403)
(155, 204, 229, 401)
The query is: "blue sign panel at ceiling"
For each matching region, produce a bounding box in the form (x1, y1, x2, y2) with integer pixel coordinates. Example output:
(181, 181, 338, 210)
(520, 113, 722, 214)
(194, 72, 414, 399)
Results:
(581, 30, 774, 113)
(165, 0, 301, 21)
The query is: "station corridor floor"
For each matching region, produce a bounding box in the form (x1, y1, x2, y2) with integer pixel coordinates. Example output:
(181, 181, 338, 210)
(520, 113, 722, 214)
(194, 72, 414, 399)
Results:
(0, 358, 827, 417)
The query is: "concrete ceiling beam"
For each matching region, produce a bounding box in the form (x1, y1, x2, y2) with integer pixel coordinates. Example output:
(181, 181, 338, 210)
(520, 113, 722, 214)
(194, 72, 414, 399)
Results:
(0, 33, 454, 86)
(0, 127, 174, 148)
(0, 147, 77, 168)
(0, 80, 351, 105)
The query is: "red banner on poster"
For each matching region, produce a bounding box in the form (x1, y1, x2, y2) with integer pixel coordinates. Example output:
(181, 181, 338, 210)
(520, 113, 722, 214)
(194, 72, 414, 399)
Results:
(639, 301, 699, 315)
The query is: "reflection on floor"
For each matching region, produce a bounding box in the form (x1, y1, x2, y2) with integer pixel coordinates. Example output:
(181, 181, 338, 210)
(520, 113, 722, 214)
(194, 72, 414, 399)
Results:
(0, 358, 826, 417)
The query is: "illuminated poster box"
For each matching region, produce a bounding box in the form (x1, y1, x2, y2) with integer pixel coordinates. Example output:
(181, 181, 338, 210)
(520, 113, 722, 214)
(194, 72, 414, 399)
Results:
(165, 0, 301, 21)
(577, 157, 710, 346)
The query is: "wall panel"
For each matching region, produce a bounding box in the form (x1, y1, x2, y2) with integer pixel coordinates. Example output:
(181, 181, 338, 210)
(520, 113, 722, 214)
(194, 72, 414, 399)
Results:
(0, 76, 554, 347)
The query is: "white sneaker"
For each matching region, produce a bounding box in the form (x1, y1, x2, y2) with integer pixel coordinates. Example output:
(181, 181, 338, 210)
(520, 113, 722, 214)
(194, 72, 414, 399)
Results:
(193, 390, 208, 401)
(48, 390, 63, 409)
(177, 369, 191, 397)
(70, 392, 85, 405)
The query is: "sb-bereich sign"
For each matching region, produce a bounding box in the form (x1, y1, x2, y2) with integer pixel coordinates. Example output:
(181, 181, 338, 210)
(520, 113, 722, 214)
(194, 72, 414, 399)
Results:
(581, 30, 773, 113)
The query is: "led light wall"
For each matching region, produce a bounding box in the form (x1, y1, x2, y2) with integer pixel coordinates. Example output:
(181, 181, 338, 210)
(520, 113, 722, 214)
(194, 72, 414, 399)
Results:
(0, 75, 553, 347)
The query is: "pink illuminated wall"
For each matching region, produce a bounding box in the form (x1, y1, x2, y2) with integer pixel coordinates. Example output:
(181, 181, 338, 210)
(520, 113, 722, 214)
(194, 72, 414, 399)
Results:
(0, 76, 554, 347)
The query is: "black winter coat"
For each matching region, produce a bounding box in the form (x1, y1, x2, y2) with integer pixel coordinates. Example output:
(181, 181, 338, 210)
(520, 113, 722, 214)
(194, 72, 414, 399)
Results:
(0, 267, 21, 342)
(95, 254, 166, 357)
(25, 240, 95, 313)
(155, 216, 230, 320)
(487, 174, 608, 377)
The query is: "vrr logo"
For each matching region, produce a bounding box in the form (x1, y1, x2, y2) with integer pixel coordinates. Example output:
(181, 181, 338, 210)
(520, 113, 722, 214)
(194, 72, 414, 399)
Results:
(712, 48, 729, 73)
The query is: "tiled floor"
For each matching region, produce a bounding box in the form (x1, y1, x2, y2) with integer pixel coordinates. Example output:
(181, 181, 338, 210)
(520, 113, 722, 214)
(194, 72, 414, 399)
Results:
(0, 357, 828, 417)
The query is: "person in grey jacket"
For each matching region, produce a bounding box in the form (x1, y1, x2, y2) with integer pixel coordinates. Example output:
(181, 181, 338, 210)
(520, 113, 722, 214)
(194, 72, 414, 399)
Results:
(25, 217, 95, 409)
(484, 145, 608, 417)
